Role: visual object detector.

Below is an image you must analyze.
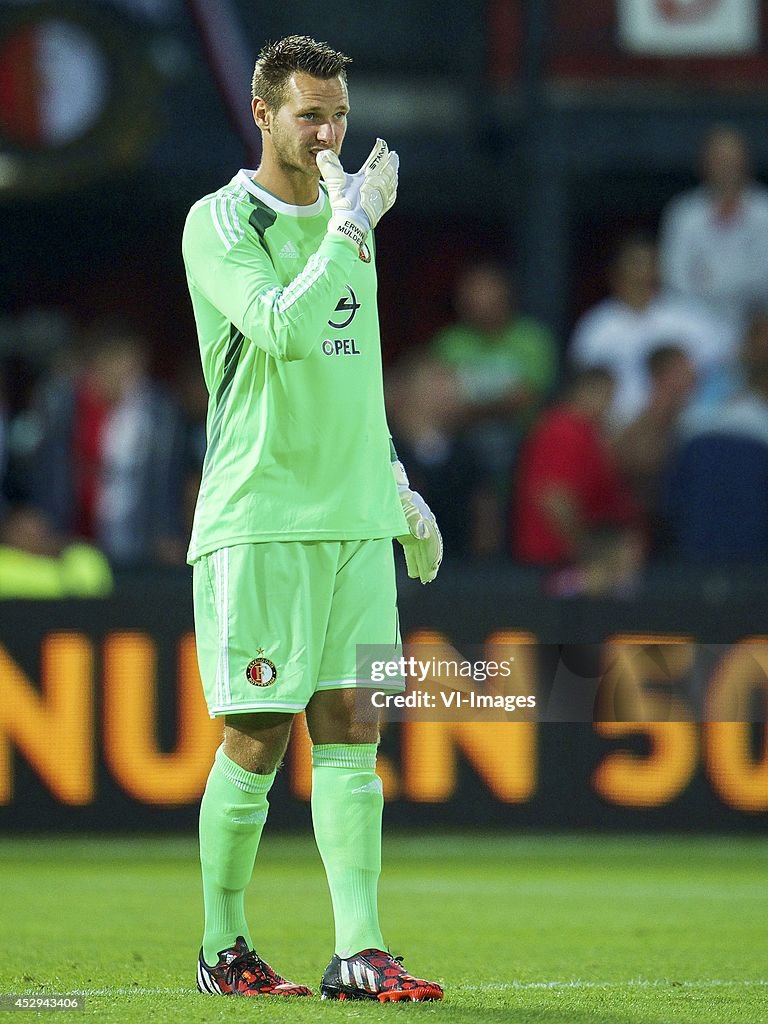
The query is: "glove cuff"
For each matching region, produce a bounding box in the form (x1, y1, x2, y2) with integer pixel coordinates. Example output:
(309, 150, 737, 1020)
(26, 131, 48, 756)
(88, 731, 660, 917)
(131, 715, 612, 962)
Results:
(392, 459, 409, 492)
(328, 212, 370, 249)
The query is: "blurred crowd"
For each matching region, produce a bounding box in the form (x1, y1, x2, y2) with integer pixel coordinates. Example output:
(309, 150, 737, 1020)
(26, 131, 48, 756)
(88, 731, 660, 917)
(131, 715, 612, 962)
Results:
(3, 126, 768, 597)
(392, 125, 768, 596)
(0, 315, 207, 596)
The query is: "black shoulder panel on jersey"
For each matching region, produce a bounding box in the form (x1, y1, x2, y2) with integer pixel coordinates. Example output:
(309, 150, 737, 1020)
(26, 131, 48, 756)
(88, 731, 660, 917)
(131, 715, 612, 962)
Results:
(246, 198, 277, 265)
(247, 197, 277, 241)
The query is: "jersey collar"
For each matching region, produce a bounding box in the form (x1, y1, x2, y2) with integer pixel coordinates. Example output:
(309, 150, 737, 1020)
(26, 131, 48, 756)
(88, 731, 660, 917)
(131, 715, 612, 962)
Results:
(235, 170, 327, 217)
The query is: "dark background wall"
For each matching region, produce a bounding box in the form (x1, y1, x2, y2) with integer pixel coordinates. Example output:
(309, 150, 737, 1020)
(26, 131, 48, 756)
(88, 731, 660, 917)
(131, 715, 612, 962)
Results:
(4, 1, 768, 369)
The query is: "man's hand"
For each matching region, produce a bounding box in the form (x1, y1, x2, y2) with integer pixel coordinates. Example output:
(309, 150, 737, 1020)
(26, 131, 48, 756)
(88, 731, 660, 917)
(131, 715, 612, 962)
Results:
(393, 460, 443, 584)
(317, 138, 399, 249)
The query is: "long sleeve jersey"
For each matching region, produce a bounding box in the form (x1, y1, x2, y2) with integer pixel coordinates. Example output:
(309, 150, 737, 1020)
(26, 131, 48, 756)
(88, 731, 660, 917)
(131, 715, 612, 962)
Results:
(182, 170, 406, 561)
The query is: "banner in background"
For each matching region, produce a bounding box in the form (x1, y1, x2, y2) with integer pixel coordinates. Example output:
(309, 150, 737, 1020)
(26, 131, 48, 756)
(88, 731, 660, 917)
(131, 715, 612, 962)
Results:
(0, 594, 766, 831)
(617, 0, 760, 55)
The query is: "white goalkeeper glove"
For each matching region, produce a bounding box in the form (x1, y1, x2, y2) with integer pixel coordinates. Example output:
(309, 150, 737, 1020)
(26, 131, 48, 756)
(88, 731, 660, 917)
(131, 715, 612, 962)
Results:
(316, 138, 399, 249)
(393, 460, 443, 584)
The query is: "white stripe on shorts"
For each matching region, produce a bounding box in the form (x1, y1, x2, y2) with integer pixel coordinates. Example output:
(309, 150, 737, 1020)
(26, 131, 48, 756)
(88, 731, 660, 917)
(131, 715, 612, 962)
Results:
(213, 549, 231, 707)
(212, 551, 221, 708)
(207, 701, 306, 716)
(221, 548, 231, 703)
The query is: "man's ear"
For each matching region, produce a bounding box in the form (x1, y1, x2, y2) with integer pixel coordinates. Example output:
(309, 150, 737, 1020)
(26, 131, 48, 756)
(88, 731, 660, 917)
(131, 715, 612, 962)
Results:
(252, 96, 270, 131)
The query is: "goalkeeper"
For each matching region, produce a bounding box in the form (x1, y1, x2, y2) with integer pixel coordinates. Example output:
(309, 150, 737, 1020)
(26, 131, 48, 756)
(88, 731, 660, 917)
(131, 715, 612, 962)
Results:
(183, 34, 443, 1002)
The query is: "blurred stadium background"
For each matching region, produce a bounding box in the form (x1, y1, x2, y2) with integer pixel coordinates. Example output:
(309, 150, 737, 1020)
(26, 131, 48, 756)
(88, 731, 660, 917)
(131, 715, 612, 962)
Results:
(0, 0, 765, 884)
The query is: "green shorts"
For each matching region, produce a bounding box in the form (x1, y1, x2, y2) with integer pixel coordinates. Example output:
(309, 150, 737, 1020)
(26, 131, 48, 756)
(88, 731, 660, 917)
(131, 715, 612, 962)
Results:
(192, 538, 401, 717)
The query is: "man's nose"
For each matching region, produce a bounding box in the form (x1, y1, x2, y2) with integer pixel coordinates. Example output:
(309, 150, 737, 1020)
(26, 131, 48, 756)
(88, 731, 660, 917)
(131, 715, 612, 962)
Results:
(316, 121, 336, 144)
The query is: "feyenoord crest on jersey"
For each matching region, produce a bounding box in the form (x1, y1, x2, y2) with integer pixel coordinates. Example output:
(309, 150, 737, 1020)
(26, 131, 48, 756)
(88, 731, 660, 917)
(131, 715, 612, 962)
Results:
(246, 651, 278, 687)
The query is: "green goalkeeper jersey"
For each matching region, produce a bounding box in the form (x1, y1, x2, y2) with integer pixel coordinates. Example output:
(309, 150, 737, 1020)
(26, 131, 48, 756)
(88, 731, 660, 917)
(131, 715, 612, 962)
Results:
(182, 171, 407, 561)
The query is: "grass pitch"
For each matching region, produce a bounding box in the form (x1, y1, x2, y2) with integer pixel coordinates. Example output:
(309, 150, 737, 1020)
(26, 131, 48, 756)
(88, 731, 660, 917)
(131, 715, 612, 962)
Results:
(0, 832, 765, 1022)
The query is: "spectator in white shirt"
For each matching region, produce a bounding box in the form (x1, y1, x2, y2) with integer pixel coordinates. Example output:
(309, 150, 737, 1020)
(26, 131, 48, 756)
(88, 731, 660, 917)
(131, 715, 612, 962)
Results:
(570, 234, 736, 427)
(659, 126, 768, 333)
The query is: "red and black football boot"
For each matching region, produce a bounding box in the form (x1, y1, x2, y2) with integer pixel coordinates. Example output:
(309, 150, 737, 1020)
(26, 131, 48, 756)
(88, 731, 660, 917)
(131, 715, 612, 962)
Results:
(197, 936, 312, 997)
(320, 948, 444, 1002)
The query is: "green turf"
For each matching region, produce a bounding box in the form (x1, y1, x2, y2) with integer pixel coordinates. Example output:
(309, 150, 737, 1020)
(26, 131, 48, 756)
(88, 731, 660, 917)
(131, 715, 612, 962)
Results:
(0, 832, 765, 1023)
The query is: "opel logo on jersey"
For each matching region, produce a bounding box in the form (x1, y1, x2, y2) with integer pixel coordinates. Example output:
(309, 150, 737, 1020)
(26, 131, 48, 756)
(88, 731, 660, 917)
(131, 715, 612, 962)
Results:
(328, 285, 361, 329)
(322, 339, 361, 356)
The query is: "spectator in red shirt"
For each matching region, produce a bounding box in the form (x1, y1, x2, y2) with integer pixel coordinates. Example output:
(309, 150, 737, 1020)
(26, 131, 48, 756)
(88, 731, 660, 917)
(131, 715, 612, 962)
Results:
(512, 368, 643, 594)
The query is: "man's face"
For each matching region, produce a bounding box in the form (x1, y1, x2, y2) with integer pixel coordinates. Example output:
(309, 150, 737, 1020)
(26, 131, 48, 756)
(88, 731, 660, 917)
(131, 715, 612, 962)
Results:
(456, 268, 512, 334)
(612, 243, 657, 302)
(89, 341, 146, 404)
(702, 130, 748, 193)
(257, 72, 349, 179)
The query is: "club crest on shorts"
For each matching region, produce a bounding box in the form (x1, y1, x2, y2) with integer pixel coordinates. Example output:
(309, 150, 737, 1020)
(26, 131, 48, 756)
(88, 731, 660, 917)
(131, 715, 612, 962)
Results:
(245, 649, 278, 687)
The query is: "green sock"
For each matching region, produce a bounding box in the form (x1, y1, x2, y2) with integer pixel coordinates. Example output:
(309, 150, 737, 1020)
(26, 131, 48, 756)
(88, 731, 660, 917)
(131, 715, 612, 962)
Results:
(199, 746, 275, 964)
(311, 743, 385, 957)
